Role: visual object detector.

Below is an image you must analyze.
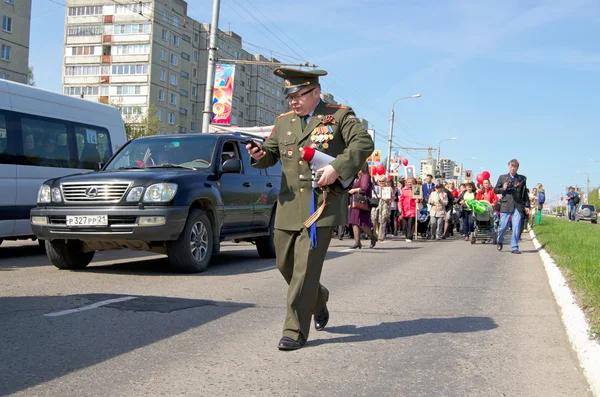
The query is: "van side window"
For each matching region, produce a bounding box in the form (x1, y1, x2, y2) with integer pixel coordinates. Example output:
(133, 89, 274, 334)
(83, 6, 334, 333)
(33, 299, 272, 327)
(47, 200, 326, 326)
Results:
(74, 126, 112, 168)
(0, 113, 12, 156)
(21, 118, 71, 168)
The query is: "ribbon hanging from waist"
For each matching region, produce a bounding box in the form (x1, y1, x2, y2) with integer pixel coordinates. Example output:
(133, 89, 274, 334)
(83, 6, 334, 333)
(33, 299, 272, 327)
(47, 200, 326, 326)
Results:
(304, 190, 328, 249)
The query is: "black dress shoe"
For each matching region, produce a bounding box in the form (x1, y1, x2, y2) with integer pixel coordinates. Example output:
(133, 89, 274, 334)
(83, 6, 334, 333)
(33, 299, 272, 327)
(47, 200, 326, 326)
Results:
(349, 243, 361, 249)
(497, 243, 503, 251)
(511, 250, 521, 254)
(314, 306, 329, 331)
(370, 235, 377, 248)
(278, 336, 304, 351)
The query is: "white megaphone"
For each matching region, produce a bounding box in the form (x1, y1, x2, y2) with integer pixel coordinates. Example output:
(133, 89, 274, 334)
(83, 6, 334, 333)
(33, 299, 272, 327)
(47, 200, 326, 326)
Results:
(300, 147, 354, 189)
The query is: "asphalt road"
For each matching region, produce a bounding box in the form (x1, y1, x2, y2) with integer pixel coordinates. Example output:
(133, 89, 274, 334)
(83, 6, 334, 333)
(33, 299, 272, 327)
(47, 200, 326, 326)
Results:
(0, 233, 591, 396)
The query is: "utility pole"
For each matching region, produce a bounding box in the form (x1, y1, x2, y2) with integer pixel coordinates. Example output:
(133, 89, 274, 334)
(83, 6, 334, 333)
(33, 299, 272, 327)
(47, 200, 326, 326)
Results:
(201, 0, 221, 133)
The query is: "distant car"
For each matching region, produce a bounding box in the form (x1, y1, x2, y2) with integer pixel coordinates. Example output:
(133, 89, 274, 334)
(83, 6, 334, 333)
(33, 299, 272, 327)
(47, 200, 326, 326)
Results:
(575, 204, 598, 224)
(556, 211, 565, 217)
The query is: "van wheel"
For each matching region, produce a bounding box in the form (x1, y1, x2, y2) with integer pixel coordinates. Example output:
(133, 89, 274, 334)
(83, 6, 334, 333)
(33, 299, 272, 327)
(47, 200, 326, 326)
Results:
(256, 207, 276, 258)
(167, 209, 213, 273)
(46, 240, 94, 270)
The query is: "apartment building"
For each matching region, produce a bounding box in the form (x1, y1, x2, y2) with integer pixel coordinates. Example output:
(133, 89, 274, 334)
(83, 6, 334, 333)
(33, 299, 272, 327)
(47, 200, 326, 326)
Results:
(0, 0, 31, 83)
(62, 0, 286, 133)
(438, 158, 456, 179)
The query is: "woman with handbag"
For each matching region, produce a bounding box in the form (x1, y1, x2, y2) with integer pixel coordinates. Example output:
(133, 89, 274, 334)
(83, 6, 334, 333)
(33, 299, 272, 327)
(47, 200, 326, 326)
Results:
(347, 163, 377, 249)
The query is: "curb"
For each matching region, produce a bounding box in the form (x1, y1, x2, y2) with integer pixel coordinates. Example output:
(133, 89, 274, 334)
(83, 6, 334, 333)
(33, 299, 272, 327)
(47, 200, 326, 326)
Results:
(529, 229, 600, 396)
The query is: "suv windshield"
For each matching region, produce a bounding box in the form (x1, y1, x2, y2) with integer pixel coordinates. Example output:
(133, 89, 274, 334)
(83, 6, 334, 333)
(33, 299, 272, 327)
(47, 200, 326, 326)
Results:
(581, 205, 596, 210)
(105, 136, 216, 170)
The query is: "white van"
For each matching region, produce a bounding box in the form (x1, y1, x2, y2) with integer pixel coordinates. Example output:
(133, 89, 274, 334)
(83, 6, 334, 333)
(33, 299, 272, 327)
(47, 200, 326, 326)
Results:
(0, 80, 127, 246)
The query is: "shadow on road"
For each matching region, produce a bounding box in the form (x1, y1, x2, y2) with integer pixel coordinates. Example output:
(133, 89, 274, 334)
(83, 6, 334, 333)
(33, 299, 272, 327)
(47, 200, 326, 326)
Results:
(0, 294, 253, 396)
(0, 244, 47, 271)
(309, 316, 498, 347)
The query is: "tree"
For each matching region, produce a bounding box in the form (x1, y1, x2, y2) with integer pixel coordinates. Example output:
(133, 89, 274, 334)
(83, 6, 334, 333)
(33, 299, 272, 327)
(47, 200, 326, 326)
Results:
(27, 66, 35, 86)
(107, 100, 179, 140)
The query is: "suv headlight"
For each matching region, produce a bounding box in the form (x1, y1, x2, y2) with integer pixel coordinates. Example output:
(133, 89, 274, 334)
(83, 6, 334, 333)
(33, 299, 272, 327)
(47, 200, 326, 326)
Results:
(37, 185, 51, 204)
(143, 183, 178, 202)
(126, 186, 144, 202)
(51, 188, 62, 203)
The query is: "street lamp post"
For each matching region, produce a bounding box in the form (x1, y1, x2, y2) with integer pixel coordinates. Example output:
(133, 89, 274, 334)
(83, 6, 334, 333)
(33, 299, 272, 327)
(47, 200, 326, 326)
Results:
(386, 94, 421, 175)
(436, 137, 457, 179)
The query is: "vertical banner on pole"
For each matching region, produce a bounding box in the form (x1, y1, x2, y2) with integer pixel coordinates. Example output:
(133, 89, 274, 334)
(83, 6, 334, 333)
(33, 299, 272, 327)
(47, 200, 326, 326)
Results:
(211, 64, 235, 125)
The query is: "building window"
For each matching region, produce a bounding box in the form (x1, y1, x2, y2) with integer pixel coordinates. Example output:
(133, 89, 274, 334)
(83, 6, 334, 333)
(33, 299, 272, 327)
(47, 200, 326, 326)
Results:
(179, 107, 187, 115)
(70, 46, 96, 56)
(160, 49, 166, 61)
(193, 68, 197, 78)
(169, 93, 177, 105)
(259, 81, 264, 90)
(182, 34, 191, 43)
(67, 25, 103, 36)
(157, 110, 163, 122)
(194, 33, 199, 42)
(64, 65, 102, 76)
(234, 50, 239, 59)
(259, 94, 264, 104)
(2, 16, 12, 33)
(179, 127, 186, 133)
(5, 0, 14, 4)
(170, 54, 178, 66)
(169, 73, 177, 85)
(115, 3, 149, 14)
(181, 52, 190, 61)
(192, 86, 197, 97)
(194, 51, 198, 61)
(172, 35, 179, 47)
(163, 9, 169, 21)
(111, 64, 148, 75)
(258, 109, 263, 119)
(116, 85, 141, 95)
(114, 23, 151, 34)
(192, 104, 196, 114)
(68, 5, 103, 16)
(63, 86, 100, 96)
(160, 69, 165, 81)
(113, 44, 150, 55)
(231, 115, 238, 124)
(162, 29, 167, 41)
(173, 15, 180, 27)
(180, 89, 188, 97)
(167, 112, 175, 124)
(180, 71, 189, 79)
(159, 89, 165, 101)
(191, 122, 196, 132)
(232, 98, 238, 109)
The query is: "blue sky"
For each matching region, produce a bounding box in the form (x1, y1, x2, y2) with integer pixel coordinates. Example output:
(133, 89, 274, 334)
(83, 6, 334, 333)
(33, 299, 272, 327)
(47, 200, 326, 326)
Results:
(30, 0, 600, 203)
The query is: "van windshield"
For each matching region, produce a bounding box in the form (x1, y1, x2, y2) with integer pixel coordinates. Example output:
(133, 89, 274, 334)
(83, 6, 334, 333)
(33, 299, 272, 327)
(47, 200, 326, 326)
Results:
(105, 136, 216, 170)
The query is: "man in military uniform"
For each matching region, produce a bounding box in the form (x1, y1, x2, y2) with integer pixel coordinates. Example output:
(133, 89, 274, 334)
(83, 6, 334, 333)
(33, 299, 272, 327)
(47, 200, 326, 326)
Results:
(246, 68, 374, 350)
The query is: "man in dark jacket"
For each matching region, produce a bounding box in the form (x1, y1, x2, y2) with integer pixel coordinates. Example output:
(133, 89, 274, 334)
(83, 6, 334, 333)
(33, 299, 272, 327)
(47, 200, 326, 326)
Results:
(494, 159, 530, 254)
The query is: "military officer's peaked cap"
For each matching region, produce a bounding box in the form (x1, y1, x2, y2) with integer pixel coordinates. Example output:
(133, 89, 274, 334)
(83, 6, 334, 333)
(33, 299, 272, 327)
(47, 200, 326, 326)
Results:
(274, 68, 328, 95)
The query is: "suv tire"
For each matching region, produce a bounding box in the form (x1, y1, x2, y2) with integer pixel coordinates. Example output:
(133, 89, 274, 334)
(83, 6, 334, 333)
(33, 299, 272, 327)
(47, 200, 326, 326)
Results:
(47, 240, 94, 269)
(167, 209, 213, 273)
(256, 207, 276, 258)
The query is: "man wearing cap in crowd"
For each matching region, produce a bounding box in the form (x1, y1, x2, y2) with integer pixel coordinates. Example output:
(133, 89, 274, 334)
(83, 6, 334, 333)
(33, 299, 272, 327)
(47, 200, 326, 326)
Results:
(246, 68, 374, 350)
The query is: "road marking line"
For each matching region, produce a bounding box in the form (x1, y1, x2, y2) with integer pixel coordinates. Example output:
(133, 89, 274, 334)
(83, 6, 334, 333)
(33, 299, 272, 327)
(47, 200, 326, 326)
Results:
(256, 265, 276, 271)
(43, 296, 138, 317)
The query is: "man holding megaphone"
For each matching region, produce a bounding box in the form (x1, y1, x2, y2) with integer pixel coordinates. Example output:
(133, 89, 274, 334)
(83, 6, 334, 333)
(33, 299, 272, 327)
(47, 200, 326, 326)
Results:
(246, 67, 374, 351)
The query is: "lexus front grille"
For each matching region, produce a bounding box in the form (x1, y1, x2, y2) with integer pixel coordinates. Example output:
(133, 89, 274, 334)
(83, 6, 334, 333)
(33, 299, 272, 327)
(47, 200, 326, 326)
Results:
(61, 182, 132, 203)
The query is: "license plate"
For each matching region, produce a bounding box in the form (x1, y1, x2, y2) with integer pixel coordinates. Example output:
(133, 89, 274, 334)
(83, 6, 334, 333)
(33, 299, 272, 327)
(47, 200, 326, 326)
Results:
(66, 215, 108, 227)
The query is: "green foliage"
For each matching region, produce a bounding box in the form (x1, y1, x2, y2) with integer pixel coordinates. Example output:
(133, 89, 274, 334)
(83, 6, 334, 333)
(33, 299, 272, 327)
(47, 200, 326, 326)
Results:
(534, 217, 600, 338)
(27, 66, 35, 86)
(588, 188, 600, 208)
(106, 100, 179, 141)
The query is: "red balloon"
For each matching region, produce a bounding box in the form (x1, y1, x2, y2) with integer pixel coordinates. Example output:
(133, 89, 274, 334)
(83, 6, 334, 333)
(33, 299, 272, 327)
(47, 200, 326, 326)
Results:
(375, 164, 386, 175)
(402, 158, 409, 167)
(476, 174, 484, 184)
(388, 174, 394, 179)
(482, 171, 491, 180)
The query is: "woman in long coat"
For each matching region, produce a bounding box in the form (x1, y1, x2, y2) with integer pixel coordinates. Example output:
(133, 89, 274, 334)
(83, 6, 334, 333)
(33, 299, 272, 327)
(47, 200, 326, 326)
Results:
(347, 164, 377, 249)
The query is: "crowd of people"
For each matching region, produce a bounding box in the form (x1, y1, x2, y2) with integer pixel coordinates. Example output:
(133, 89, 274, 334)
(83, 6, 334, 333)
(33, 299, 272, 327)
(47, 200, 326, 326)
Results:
(339, 159, 544, 254)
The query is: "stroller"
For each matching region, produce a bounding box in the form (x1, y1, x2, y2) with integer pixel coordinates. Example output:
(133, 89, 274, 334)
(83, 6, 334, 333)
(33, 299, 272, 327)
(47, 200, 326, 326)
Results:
(466, 200, 497, 244)
(417, 206, 430, 237)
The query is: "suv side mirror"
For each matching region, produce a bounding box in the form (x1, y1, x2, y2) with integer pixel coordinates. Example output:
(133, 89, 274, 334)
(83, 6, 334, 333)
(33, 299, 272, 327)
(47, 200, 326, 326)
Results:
(221, 158, 242, 174)
(95, 162, 105, 171)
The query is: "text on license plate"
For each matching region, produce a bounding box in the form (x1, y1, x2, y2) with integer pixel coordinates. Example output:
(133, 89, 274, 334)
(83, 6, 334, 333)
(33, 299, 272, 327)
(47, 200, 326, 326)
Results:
(66, 215, 108, 226)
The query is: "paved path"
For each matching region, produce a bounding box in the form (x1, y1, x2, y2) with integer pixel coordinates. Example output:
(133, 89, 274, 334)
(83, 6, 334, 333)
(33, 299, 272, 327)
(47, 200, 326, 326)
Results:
(0, 234, 591, 396)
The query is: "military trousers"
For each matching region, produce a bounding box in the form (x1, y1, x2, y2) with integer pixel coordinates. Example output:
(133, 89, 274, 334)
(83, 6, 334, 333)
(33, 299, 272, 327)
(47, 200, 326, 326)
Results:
(274, 226, 333, 343)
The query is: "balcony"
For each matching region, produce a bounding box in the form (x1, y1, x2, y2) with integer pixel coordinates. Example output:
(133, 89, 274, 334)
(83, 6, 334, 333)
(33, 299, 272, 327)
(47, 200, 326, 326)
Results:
(102, 55, 111, 64)
(100, 76, 110, 84)
(103, 35, 112, 43)
(103, 15, 113, 24)
(99, 96, 109, 104)
(64, 55, 101, 65)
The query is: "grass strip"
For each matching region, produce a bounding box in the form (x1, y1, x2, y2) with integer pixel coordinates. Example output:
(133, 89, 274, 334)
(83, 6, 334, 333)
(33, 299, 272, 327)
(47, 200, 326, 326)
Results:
(533, 216, 600, 338)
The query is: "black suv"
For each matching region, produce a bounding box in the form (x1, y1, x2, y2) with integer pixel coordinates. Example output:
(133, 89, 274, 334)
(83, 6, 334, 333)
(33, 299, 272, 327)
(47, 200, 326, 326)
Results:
(31, 133, 280, 273)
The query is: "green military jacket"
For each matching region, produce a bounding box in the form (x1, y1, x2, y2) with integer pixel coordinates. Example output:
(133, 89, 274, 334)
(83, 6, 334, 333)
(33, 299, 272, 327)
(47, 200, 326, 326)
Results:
(253, 100, 374, 231)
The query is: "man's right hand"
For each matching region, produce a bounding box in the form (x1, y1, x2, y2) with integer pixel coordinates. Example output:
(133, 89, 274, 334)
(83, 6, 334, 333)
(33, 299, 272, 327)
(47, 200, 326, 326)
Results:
(246, 142, 266, 160)
(503, 182, 509, 190)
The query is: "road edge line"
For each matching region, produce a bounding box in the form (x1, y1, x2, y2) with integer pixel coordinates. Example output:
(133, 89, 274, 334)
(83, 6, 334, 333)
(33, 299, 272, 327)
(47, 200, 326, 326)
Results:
(530, 229, 600, 396)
